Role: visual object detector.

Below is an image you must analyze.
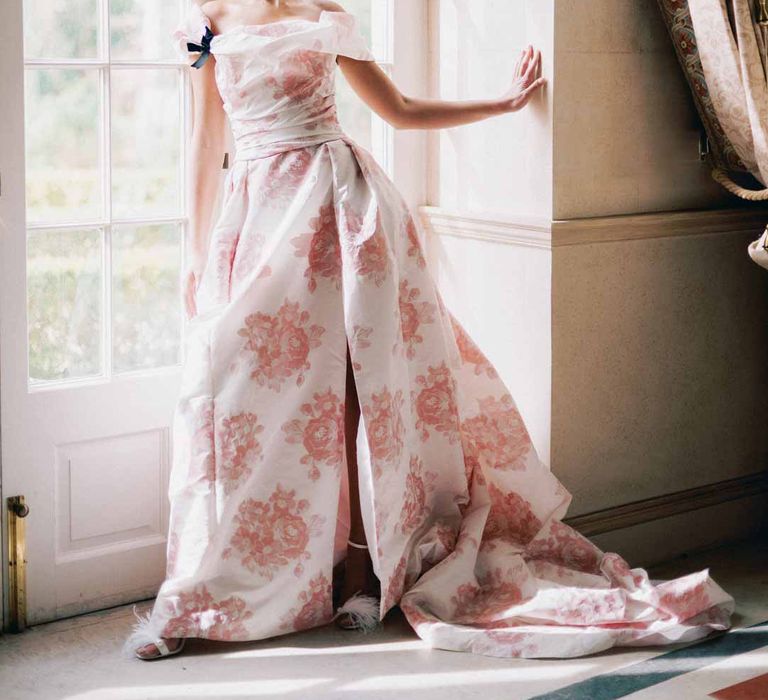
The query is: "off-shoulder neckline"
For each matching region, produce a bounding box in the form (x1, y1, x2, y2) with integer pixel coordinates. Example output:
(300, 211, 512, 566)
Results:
(195, 7, 350, 40)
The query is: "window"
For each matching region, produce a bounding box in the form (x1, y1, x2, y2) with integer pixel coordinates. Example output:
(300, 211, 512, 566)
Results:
(335, 0, 394, 174)
(24, 0, 185, 387)
(22, 0, 394, 389)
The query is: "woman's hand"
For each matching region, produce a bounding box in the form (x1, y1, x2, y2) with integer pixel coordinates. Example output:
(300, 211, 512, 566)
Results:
(183, 261, 205, 321)
(500, 45, 546, 113)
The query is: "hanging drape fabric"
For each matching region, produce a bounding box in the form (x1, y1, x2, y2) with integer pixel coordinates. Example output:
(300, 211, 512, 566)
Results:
(687, 0, 768, 183)
(658, 0, 768, 267)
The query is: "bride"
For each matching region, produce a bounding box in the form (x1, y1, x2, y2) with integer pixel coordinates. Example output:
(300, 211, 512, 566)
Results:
(125, 0, 733, 661)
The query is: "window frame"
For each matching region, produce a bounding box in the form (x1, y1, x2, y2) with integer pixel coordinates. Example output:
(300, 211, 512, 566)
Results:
(19, 0, 428, 392)
(23, 0, 189, 391)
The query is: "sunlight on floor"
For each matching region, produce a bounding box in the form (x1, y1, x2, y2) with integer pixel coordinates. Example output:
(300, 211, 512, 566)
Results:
(64, 679, 331, 699)
(338, 664, 595, 691)
(219, 638, 428, 659)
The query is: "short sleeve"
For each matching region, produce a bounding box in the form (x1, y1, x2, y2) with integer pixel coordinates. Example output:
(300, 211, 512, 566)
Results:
(171, 3, 213, 62)
(322, 11, 375, 61)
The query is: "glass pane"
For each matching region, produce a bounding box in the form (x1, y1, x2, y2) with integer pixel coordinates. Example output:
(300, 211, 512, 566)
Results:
(337, 71, 373, 153)
(112, 224, 182, 373)
(111, 68, 181, 218)
(25, 69, 102, 224)
(343, 0, 372, 44)
(111, 0, 180, 61)
(336, 0, 373, 153)
(27, 228, 103, 384)
(23, 0, 99, 60)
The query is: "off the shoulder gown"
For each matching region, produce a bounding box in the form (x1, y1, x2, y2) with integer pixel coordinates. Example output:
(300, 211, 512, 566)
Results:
(127, 5, 735, 659)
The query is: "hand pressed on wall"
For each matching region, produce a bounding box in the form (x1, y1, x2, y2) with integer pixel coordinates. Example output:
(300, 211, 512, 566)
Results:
(502, 45, 545, 113)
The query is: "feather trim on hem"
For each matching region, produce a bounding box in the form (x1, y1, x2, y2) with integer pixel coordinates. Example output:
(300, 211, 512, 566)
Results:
(121, 605, 169, 660)
(333, 593, 381, 633)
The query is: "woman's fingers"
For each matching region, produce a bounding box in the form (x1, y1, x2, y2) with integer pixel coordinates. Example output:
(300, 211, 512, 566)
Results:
(523, 49, 541, 83)
(519, 47, 532, 76)
(521, 77, 546, 100)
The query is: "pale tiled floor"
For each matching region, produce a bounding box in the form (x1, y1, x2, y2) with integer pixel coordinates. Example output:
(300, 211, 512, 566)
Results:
(1, 539, 766, 700)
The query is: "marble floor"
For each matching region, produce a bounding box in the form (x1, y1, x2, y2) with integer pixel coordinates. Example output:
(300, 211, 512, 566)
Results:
(0, 538, 766, 700)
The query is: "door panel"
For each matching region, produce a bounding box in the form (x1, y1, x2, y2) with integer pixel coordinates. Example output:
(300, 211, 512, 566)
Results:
(0, 0, 407, 628)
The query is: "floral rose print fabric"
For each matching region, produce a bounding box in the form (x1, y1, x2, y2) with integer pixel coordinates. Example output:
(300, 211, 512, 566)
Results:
(147, 5, 735, 659)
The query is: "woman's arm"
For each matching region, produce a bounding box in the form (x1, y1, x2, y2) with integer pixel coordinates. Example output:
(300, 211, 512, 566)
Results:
(338, 46, 545, 130)
(185, 52, 228, 319)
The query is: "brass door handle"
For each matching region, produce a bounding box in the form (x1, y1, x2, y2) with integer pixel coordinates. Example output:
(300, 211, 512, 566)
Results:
(10, 501, 29, 518)
(7, 495, 29, 632)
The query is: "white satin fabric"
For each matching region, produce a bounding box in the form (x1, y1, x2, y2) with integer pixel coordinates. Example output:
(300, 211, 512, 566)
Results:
(140, 4, 735, 659)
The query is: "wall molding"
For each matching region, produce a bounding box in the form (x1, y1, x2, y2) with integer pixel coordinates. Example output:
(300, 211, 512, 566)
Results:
(564, 471, 768, 537)
(419, 205, 768, 249)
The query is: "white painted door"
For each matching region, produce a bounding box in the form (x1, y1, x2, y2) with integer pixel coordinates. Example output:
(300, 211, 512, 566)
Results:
(0, 0, 199, 625)
(0, 0, 415, 627)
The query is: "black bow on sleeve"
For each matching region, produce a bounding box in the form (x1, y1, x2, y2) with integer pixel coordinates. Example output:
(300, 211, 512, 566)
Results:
(186, 26, 214, 69)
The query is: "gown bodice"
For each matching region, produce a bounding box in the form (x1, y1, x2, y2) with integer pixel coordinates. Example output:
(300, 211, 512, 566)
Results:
(172, 6, 375, 161)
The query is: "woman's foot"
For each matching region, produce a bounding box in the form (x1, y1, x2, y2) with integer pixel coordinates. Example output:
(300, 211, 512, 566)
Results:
(135, 637, 185, 660)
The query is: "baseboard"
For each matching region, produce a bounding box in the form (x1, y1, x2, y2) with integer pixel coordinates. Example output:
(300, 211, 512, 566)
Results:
(564, 472, 768, 568)
(564, 471, 768, 536)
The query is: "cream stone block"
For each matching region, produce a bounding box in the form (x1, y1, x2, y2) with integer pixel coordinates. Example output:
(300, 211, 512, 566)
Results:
(552, 229, 768, 515)
(556, 0, 669, 54)
(552, 0, 732, 217)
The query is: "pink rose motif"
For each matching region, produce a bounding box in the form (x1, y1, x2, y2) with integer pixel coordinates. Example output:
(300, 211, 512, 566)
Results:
(399, 455, 438, 535)
(361, 387, 405, 478)
(412, 362, 460, 442)
(280, 572, 334, 632)
(658, 578, 712, 621)
(449, 313, 498, 379)
(161, 584, 253, 641)
(404, 216, 427, 270)
(481, 482, 542, 549)
(382, 554, 409, 613)
(282, 389, 344, 481)
(291, 203, 341, 293)
(237, 299, 325, 391)
(223, 484, 325, 579)
(218, 412, 264, 495)
(341, 202, 390, 287)
(451, 568, 524, 623)
(461, 394, 532, 471)
(526, 520, 602, 575)
(398, 280, 436, 360)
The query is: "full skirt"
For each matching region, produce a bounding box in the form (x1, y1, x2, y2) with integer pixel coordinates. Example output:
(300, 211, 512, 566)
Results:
(145, 137, 734, 659)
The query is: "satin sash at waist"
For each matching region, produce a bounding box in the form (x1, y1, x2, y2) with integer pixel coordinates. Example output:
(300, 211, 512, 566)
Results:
(233, 127, 346, 162)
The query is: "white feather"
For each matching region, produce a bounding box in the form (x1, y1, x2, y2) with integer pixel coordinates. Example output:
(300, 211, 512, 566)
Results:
(120, 605, 167, 660)
(334, 593, 381, 633)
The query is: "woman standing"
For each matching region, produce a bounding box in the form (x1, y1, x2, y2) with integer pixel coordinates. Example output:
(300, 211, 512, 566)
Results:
(125, 0, 733, 661)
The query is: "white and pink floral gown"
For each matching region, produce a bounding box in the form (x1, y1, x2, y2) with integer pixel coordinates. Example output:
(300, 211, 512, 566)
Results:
(146, 4, 735, 659)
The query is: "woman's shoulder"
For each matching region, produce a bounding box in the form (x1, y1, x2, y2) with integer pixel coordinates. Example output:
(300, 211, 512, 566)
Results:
(314, 1, 347, 12)
(197, 1, 225, 30)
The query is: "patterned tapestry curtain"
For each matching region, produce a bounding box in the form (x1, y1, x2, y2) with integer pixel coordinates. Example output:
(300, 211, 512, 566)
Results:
(658, 0, 768, 266)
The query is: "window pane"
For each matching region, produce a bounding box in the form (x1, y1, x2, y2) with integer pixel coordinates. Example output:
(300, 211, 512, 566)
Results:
(23, 0, 99, 60)
(337, 71, 372, 152)
(25, 69, 103, 224)
(28, 228, 104, 384)
(343, 0, 372, 43)
(111, 0, 180, 61)
(111, 68, 181, 218)
(336, 0, 373, 153)
(112, 224, 182, 373)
